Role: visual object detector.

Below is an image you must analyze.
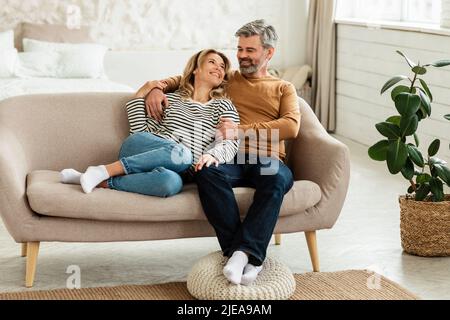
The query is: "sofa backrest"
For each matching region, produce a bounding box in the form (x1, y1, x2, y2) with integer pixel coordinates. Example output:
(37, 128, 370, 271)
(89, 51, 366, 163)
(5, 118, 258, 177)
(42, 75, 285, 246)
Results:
(0, 93, 133, 172)
(0, 93, 321, 174)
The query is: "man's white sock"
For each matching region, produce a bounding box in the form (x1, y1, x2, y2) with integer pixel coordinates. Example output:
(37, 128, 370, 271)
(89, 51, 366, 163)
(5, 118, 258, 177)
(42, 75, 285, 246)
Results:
(223, 251, 248, 285)
(80, 165, 110, 194)
(240, 264, 263, 286)
(60, 169, 82, 185)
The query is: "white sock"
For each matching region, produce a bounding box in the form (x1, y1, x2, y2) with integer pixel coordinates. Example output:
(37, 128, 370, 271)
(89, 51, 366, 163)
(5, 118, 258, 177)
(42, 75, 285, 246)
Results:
(223, 251, 248, 285)
(60, 169, 82, 184)
(241, 264, 263, 286)
(80, 165, 110, 194)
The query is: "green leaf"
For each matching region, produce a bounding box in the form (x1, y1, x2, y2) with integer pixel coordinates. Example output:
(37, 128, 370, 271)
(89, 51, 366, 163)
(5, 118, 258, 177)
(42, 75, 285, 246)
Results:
(401, 158, 415, 180)
(412, 66, 427, 75)
(391, 85, 413, 102)
(417, 88, 432, 117)
(397, 51, 417, 68)
(429, 178, 444, 202)
(416, 173, 431, 184)
(415, 183, 430, 201)
(400, 115, 418, 137)
(386, 116, 401, 126)
(430, 157, 447, 165)
(419, 79, 433, 102)
(430, 60, 450, 68)
(414, 133, 420, 147)
(443, 166, 450, 186)
(428, 139, 440, 157)
(387, 140, 409, 174)
(376, 122, 401, 139)
(434, 164, 450, 186)
(417, 104, 429, 120)
(381, 76, 408, 95)
(368, 140, 390, 161)
(394, 93, 421, 117)
(407, 185, 415, 194)
(407, 144, 424, 167)
(445, 114, 450, 121)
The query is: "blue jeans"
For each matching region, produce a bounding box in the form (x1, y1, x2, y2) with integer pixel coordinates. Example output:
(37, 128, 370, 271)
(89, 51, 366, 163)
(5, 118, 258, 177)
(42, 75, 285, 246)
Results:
(107, 132, 192, 197)
(194, 155, 294, 266)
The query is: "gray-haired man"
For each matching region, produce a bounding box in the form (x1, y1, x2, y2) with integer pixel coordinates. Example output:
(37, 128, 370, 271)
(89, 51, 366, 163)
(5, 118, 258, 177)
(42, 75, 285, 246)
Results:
(144, 20, 301, 285)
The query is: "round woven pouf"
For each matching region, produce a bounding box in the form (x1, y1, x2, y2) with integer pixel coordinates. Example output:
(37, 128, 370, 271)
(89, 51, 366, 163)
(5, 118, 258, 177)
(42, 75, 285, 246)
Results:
(187, 251, 296, 300)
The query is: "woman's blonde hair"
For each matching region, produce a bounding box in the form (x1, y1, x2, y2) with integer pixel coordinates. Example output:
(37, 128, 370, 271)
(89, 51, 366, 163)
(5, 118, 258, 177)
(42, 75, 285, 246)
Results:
(178, 49, 231, 101)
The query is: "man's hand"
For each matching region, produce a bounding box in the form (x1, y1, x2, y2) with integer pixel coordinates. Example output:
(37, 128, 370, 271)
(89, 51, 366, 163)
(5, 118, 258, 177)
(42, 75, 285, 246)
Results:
(195, 154, 219, 172)
(135, 81, 166, 99)
(216, 117, 239, 140)
(144, 83, 169, 123)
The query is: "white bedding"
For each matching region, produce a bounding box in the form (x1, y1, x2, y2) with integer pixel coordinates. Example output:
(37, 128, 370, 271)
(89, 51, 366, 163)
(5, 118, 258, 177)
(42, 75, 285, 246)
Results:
(0, 78, 134, 101)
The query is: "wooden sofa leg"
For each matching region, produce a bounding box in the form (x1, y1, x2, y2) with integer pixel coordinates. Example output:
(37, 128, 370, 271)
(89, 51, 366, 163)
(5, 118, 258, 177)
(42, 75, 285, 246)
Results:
(25, 242, 40, 288)
(305, 231, 320, 272)
(21, 243, 28, 257)
(274, 234, 282, 245)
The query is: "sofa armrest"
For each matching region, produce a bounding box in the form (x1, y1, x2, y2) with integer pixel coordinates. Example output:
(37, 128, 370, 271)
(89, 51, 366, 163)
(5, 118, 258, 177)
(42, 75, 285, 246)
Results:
(287, 98, 351, 228)
(0, 128, 37, 242)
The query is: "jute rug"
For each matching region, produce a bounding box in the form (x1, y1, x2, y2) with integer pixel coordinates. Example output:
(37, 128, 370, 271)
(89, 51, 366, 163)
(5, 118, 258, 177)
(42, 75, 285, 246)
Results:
(0, 270, 418, 300)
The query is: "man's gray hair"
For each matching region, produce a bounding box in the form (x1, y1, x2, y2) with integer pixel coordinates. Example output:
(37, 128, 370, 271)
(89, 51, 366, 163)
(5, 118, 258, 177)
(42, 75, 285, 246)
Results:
(235, 19, 278, 49)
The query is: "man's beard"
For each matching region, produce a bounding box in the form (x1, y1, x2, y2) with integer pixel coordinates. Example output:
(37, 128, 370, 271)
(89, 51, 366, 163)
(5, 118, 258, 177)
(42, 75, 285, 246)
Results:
(239, 59, 260, 75)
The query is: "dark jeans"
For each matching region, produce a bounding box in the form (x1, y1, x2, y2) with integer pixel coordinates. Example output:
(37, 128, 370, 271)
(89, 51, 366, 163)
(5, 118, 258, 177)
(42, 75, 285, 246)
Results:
(194, 155, 294, 266)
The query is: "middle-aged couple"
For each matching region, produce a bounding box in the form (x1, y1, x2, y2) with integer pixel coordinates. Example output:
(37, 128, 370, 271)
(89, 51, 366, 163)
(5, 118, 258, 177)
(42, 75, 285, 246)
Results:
(60, 20, 301, 286)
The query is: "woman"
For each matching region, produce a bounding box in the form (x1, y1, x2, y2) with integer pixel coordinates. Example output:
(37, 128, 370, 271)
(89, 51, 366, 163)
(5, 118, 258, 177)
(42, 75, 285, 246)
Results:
(60, 49, 240, 197)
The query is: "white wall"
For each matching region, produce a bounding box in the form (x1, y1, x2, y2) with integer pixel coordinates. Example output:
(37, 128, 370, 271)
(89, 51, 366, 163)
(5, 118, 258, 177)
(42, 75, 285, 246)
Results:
(104, 49, 239, 90)
(1, 0, 309, 77)
(336, 23, 450, 164)
(284, 0, 309, 68)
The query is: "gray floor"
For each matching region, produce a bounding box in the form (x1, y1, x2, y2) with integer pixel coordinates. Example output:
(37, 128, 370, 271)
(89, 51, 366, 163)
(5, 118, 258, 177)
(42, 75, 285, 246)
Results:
(0, 135, 449, 299)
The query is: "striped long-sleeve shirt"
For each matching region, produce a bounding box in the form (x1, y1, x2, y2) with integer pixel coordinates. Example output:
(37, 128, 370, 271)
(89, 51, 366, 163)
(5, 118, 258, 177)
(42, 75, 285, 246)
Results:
(125, 92, 240, 166)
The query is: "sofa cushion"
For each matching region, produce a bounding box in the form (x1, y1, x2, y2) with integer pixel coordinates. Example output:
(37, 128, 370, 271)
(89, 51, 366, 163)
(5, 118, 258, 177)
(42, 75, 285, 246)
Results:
(27, 170, 322, 223)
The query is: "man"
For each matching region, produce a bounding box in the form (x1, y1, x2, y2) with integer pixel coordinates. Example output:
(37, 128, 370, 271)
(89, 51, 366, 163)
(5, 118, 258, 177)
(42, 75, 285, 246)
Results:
(144, 20, 300, 285)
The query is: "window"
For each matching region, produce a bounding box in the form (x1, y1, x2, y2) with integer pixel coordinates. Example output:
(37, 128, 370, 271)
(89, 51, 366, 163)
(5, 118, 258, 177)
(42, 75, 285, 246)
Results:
(336, 0, 442, 24)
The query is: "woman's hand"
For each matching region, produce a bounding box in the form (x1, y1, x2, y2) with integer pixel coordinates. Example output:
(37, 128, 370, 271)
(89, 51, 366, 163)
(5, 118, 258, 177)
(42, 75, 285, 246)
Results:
(134, 81, 167, 99)
(195, 154, 219, 172)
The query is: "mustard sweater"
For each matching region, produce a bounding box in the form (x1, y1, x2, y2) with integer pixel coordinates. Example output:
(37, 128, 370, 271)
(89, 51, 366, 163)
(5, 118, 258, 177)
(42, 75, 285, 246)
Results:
(163, 70, 301, 161)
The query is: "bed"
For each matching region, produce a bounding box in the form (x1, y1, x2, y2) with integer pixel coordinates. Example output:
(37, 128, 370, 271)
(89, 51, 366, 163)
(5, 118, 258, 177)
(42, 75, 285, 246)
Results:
(0, 23, 134, 101)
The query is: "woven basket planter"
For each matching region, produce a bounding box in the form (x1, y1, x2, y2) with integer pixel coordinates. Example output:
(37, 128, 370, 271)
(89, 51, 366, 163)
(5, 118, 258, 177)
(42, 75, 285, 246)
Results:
(399, 195, 450, 257)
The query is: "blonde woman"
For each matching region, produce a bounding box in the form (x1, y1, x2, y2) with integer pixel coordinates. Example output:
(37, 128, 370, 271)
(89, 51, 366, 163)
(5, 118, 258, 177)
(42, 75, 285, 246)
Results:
(60, 49, 240, 197)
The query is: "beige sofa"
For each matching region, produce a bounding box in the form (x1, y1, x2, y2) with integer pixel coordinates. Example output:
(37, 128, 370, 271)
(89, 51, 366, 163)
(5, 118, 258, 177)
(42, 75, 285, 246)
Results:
(0, 93, 350, 288)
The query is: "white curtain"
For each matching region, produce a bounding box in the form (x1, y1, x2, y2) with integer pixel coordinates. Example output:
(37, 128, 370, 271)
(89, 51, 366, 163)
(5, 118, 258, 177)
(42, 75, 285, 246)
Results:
(306, 0, 337, 132)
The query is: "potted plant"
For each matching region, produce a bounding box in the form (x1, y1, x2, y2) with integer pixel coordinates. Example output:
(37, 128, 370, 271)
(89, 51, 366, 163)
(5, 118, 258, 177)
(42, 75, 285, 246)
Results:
(368, 51, 450, 257)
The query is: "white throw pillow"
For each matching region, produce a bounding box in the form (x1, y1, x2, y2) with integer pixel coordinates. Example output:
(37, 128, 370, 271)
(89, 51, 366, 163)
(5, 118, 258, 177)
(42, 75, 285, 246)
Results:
(290, 65, 312, 89)
(0, 30, 14, 50)
(15, 52, 61, 78)
(0, 49, 18, 77)
(23, 38, 108, 78)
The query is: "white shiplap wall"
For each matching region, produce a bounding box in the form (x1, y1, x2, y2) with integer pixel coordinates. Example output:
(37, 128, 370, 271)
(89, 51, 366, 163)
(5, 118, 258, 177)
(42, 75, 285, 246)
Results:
(336, 24, 450, 164)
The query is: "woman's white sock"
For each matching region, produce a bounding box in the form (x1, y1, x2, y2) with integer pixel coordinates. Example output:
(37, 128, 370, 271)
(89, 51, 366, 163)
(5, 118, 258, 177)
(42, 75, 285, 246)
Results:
(223, 251, 248, 285)
(240, 264, 263, 286)
(80, 165, 110, 194)
(60, 169, 82, 184)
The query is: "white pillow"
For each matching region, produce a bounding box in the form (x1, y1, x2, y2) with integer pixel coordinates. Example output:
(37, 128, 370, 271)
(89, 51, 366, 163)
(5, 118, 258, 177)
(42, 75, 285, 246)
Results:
(15, 52, 60, 78)
(0, 49, 18, 77)
(23, 38, 108, 78)
(58, 47, 107, 78)
(23, 38, 105, 53)
(0, 30, 14, 50)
